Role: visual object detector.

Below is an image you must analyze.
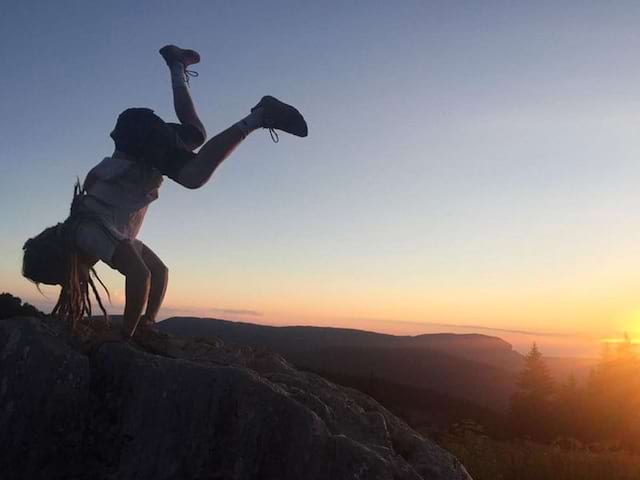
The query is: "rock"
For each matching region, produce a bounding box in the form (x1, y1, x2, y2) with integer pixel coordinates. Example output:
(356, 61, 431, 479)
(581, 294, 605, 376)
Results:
(0, 317, 472, 480)
(0, 317, 90, 479)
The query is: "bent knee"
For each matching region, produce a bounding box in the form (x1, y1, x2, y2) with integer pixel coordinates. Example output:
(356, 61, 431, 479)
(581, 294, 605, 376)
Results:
(195, 125, 207, 146)
(186, 125, 207, 150)
(112, 241, 151, 280)
(175, 167, 206, 190)
(132, 263, 152, 284)
(187, 136, 206, 151)
(150, 260, 169, 280)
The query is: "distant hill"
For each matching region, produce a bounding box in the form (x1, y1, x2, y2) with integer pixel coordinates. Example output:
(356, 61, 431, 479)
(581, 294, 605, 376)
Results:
(405, 333, 524, 370)
(287, 344, 517, 410)
(158, 317, 524, 410)
(158, 317, 599, 412)
(158, 317, 524, 369)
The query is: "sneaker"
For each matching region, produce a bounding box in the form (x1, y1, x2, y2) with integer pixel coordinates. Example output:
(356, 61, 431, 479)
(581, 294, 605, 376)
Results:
(252, 95, 308, 140)
(159, 45, 201, 67)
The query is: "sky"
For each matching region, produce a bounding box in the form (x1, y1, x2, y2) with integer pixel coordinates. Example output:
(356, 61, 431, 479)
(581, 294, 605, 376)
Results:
(3, 1, 640, 356)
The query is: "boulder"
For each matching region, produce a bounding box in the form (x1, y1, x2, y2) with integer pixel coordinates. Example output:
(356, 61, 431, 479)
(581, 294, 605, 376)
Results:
(0, 316, 472, 480)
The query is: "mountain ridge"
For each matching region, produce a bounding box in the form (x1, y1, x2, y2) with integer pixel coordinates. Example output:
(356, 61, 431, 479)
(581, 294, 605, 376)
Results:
(159, 317, 523, 370)
(158, 317, 522, 410)
(158, 317, 598, 411)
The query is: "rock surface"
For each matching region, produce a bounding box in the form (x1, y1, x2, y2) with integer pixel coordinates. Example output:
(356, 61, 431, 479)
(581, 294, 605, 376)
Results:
(0, 316, 472, 480)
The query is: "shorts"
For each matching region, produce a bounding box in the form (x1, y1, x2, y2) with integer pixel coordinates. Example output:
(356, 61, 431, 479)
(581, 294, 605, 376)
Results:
(110, 108, 203, 181)
(151, 122, 201, 181)
(73, 197, 146, 268)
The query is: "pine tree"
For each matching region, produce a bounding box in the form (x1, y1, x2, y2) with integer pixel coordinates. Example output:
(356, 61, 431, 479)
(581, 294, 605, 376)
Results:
(555, 373, 587, 440)
(509, 343, 555, 441)
(516, 343, 554, 398)
(586, 334, 640, 448)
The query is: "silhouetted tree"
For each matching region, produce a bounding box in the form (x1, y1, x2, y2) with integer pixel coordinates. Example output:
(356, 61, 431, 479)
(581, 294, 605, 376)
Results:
(0, 292, 44, 319)
(518, 343, 554, 396)
(554, 373, 588, 440)
(584, 334, 640, 449)
(509, 343, 555, 441)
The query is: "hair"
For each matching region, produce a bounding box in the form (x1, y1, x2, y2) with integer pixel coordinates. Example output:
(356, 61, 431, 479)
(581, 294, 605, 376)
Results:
(51, 254, 110, 331)
(110, 107, 166, 158)
(48, 181, 111, 330)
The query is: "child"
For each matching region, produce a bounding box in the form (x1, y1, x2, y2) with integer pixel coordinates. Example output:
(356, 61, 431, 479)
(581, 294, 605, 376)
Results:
(71, 45, 307, 340)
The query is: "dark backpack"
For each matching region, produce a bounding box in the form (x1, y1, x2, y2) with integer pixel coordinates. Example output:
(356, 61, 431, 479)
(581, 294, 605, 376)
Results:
(21, 182, 111, 327)
(22, 223, 69, 286)
(22, 181, 87, 287)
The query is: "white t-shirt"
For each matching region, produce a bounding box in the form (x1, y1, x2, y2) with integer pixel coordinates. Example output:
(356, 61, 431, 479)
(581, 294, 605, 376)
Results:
(83, 157, 164, 239)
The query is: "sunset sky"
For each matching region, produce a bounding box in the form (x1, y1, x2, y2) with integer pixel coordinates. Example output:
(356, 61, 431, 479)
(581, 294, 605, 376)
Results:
(3, 1, 640, 356)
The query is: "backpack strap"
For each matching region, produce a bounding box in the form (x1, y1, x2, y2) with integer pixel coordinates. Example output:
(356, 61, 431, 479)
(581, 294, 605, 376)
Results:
(61, 181, 120, 253)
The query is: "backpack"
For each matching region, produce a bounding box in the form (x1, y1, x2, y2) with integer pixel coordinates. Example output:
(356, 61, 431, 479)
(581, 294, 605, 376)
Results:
(22, 181, 87, 286)
(21, 181, 110, 328)
(22, 223, 69, 286)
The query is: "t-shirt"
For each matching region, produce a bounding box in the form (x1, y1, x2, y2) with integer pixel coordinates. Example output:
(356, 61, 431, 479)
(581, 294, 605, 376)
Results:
(87, 156, 163, 211)
(82, 156, 164, 239)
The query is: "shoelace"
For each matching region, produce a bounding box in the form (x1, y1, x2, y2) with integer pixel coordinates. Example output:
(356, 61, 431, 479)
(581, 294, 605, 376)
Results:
(181, 68, 279, 143)
(262, 118, 280, 143)
(184, 68, 199, 85)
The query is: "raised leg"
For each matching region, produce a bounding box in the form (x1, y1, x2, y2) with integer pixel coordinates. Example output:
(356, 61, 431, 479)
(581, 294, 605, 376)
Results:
(172, 84, 206, 148)
(173, 97, 309, 190)
(175, 125, 245, 189)
(159, 45, 308, 190)
(160, 45, 207, 150)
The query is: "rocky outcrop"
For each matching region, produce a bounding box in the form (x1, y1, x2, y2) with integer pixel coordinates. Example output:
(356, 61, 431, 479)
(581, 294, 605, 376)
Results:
(0, 316, 472, 480)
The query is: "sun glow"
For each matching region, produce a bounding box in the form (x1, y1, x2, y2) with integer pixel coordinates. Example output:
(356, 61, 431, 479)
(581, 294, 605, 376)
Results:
(600, 337, 640, 345)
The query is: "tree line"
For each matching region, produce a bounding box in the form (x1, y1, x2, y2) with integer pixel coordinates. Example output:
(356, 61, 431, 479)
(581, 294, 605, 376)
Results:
(510, 338, 640, 450)
(0, 292, 43, 319)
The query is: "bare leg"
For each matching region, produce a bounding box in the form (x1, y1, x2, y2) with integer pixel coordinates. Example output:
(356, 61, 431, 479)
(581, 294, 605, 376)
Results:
(111, 240, 151, 338)
(166, 58, 247, 187)
(140, 244, 169, 326)
(166, 65, 246, 189)
(173, 85, 206, 144)
(160, 45, 207, 144)
(176, 125, 245, 189)
(161, 46, 305, 190)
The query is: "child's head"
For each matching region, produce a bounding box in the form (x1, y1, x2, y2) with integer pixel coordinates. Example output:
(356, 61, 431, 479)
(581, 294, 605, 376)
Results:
(109, 108, 199, 179)
(110, 108, 166, 158)
(110, 108, 199, 162)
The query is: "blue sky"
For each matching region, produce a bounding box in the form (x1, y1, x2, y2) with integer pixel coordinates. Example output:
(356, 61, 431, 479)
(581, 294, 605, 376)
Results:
(3, 1, 640, 355)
